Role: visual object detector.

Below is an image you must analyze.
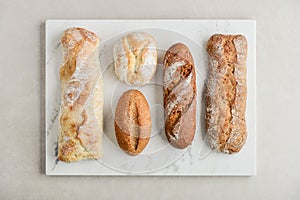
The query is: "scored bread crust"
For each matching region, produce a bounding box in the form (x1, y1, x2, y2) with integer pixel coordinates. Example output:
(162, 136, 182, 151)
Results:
(206, 34, 248, 154)
(58, 27, 103, 162)
(163, 43, 196, 149)
(114, 90, 152, 156)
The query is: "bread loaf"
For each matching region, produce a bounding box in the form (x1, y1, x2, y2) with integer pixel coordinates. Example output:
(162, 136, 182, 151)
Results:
(206, 34, 248, 154)
(163, 43, 196, 149)
(114, 89, 152, 155)
(58, 27, 103, 162)
(113, 32, 157, 86)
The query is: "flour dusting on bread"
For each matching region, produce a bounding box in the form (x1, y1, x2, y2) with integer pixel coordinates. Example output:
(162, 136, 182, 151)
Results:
(163, 43, 196, 149)
(113, 32, 157, 85)
(206, 34, 248, 154)
(58, 27, 103, 162)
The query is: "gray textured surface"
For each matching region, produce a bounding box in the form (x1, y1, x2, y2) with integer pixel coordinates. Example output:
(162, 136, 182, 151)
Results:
(0, 0, 299, 199)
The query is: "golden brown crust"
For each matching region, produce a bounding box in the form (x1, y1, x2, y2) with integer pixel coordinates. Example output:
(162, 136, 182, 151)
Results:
(58, 27, 103, 162)
(114, 90, 152, 155)
(206, 34, 248, 154)
(163, 43, 196, 149)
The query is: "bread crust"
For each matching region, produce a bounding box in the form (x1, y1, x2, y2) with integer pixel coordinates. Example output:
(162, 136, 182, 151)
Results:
(163, 43, 196, 149)
(58, 27, 103, 162)
(114, 90, 152, 155)
(206, 34, 248, 154)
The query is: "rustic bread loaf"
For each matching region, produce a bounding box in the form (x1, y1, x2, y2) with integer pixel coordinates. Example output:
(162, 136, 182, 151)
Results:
(113, 32, 157, 86)
(58, 27, 103, 162)
(206, 34, 248, 154)
(163, 43, 196, 149)
(114, 89, 152, 156)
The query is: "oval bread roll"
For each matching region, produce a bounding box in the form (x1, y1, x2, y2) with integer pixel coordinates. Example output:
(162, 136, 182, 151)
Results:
(114, 89, 152, 155)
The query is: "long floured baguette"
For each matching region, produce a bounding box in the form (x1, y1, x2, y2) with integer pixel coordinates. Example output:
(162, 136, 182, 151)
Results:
(58, 27, 103, 162)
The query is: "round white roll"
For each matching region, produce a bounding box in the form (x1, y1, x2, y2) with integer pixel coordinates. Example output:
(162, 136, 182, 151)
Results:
(113, 32, 157, 85)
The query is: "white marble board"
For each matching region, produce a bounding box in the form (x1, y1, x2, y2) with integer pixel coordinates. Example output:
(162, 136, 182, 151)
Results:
(46, 20, 256, 176)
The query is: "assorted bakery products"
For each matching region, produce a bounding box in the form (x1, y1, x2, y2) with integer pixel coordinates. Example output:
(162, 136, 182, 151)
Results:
(57, 28, 249, 161)
(205, 34, 248, 154)
(114, 89, 152, 155)
(58, 28, 103, 162)
(163, 43, 197, 149)
(113, 32, 157, 86)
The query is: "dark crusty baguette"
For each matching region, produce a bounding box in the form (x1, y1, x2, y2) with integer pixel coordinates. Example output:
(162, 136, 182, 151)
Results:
(206, 34, 248, 154)
(163, 43, 196, 149)
(114, 89, 152, 156)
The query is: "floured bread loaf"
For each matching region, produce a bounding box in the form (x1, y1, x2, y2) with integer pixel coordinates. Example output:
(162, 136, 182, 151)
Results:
(163, 43, 196, 149)
(58, 27, 103, 162)
(206, 34, 248, 154)
(113, 32, 157, 86)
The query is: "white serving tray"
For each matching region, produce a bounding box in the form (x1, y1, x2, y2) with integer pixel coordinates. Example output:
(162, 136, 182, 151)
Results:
(46, 19, 256, 176)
